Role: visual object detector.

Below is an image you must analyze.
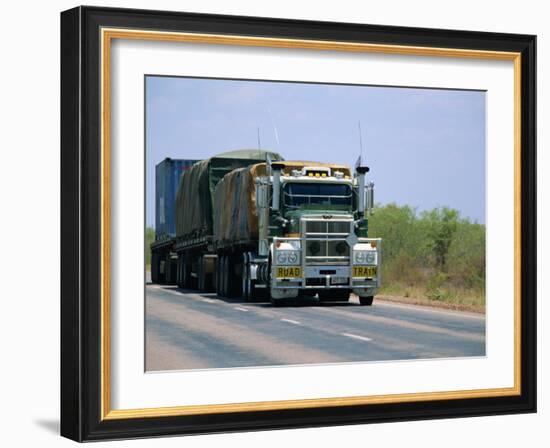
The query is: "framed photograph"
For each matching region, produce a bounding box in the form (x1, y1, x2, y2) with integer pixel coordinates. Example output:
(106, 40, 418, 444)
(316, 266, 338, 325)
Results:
(60, 6, 536, 442)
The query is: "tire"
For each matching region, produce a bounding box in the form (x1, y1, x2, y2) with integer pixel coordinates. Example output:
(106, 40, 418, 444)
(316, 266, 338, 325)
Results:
(151, 252, 158, 284)
(242, 253, 250, 301)
(226, 254, 240, 298)
(164, 254, 170, 284)
(166, 255, 177, 285)
(222, 255, 229, 297)
(359, 295, 374, 306)
(198, 256, 205, 291)
(215, 256, 222, 296)
(157, 252, 166, 284)
(176, 256, 183, 288)
(181, 258, 190, 289)
(219, 256, 225, 296)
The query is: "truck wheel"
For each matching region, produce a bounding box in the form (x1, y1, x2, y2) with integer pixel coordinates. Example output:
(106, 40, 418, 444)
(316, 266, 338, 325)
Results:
(197, 256, 205, 291)
(242, 253, 250, 301)
(215, 257, 222, 296)
(359, 296, 374, 306)
(221, 255, 228, 297)
(166, 255, 177, 285)
(180, 255, 191, 288)
(157, 253, 166, 284)
(151, 252, 158, 284)
(176, 256, 182, 288)
(178, 256, 190, 289)
(226, 254, 240, 298)
(164, 254, 170, 284)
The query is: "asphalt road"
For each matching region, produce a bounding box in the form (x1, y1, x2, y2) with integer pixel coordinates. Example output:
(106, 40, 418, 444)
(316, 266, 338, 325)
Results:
(145, 283, 486, 371)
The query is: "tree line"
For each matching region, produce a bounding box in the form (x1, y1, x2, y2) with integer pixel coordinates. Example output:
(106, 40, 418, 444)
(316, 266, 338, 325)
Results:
(368, 204, 485, 307)
(145, 203, 485, 308)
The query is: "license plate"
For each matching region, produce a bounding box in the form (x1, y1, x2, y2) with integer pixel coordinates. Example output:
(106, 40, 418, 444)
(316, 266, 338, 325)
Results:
(352, 266, 377, 277)
(331, 276, 348, 285)
(276, 267, 302, 279)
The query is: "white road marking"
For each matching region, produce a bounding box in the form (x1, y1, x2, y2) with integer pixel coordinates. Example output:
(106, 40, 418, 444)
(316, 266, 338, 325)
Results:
(281, 318, 301, 325)
(157, 288, 182, 296)
(234, 307, 250, 312)
(147, 286, 222, 305)
(341, 332, 372, 342)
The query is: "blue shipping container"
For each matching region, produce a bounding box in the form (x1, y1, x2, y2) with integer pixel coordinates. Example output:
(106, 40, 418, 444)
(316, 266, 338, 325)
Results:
(155, 158, 201, 240)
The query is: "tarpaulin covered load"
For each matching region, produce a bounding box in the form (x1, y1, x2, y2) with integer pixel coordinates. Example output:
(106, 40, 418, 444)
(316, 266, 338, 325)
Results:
(213, 163, 268, 246)
(175, 149, 282, 239)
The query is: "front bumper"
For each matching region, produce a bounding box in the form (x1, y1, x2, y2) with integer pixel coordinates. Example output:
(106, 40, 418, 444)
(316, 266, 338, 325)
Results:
(272, 264, 379, 289)
(271, 236, 381, 295)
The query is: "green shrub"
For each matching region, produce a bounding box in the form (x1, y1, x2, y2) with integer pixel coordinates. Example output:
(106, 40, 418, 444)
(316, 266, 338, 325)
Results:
(369, 204, 485, 309)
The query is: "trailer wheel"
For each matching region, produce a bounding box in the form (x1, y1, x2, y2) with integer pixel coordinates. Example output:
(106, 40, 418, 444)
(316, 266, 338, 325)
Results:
(224, 255, 231, 297)
(151, 252, 158, 284)
(185, 260, 193, 289)
(220, 255, 228, 297)
(165, 254, 177, 285)
(197, 256, 205, 291)
(215, 257, 222, 296)
(176, 255, 183, 288)
(156, 251, 166, 284)
(359, 295, 374, 306)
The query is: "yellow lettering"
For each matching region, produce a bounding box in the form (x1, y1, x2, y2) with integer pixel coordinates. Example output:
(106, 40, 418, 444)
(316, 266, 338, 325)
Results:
(276, 267, 302, 278)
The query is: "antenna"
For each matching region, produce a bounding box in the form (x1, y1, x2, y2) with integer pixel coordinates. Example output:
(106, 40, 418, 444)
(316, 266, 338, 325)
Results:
(268, 107, 280, 150)
(257, 126, 262, 149)
(358, 121, 364, 161)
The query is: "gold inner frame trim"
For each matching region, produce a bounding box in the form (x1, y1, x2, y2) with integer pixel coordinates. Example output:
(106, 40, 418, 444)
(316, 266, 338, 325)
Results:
(100, 27, 522, 421)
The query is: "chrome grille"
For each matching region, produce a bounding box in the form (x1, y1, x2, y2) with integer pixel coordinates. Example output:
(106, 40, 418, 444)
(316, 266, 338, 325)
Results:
(303, 219, 351, 263)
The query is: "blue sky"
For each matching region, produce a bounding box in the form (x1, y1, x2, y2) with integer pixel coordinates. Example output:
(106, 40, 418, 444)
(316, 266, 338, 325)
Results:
(146, 76, 485, 227)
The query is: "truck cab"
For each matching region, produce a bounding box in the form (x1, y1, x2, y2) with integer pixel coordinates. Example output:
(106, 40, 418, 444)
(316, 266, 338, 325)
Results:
(255, 161, 381, 305)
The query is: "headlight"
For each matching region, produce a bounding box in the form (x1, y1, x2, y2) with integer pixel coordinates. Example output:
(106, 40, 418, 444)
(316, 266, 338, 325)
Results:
(276, 250, 300, 265)
(353, 250, 377, 265)
(354, 251, 366, 264)
(276, 252, 287, 264)
(365, 251, 376, 264)
(287, 251, 299, 264)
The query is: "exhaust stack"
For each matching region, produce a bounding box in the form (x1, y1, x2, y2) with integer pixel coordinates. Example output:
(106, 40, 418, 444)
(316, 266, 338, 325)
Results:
(271, 162, 284, 211)
(355, 165, 369, 217)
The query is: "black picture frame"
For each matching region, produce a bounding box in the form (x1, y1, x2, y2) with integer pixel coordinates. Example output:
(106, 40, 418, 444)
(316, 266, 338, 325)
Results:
(61, 5, 536, 442)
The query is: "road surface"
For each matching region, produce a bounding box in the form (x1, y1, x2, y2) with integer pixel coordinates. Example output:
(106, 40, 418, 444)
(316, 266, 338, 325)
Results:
(146, 283, 485, 371)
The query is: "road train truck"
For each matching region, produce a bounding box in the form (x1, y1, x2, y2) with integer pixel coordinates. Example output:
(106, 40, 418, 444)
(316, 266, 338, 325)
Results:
(150, 149, 381, 306)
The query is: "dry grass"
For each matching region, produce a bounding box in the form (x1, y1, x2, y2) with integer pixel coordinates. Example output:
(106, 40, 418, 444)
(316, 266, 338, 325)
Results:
(377, 283, 485, 314)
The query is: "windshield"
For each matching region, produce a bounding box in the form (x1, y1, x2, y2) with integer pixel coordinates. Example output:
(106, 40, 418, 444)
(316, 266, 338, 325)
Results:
(283, 182, 352, 209)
